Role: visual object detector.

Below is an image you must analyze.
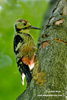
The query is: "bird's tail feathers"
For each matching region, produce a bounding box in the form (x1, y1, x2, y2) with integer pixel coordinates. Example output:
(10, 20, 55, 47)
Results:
(17, 58, 32, 85)
(21, 73, 25, 85)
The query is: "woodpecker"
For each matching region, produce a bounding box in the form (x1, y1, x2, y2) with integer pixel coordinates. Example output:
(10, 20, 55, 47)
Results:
(14, 19, 40, 85)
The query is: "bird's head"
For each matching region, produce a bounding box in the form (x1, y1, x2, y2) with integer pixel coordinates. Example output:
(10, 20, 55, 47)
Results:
(15, 19, 41, 33)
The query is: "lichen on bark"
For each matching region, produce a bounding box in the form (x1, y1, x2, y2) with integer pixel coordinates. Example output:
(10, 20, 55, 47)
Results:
(17, 0, 67, 100)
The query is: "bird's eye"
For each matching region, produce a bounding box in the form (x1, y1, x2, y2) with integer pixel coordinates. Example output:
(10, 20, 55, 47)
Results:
(23, 22, 27, 26)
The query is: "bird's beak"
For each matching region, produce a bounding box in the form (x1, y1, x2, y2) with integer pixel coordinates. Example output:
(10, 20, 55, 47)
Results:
(29, 25, 41, 30)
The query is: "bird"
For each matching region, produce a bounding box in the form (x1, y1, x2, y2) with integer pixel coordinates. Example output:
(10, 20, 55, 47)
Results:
(14, 19, 41, 86)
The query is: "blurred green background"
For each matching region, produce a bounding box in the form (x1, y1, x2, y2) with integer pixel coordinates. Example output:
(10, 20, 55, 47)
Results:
(0, 0, 48, 100)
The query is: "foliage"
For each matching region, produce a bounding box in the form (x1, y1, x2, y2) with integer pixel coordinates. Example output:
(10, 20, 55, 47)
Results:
(0, 0, 48, 100)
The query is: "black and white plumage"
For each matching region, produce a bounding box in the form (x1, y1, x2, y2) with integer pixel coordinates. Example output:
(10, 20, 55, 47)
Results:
(14, 34, 32, 85)
(14, 19, 40, 85)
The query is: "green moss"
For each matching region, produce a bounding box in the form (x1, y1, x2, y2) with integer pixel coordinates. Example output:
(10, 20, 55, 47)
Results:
(37, 15, 67, 100)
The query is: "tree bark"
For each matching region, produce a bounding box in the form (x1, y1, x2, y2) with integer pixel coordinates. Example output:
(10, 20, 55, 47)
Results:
(42, 0, 59, 30)
(17, 0, 67, 100)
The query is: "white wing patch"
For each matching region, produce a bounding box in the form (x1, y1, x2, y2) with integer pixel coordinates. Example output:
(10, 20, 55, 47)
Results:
(16, 42, 22, 51)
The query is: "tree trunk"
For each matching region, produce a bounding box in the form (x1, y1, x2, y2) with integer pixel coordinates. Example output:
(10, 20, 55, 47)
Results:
(17, 0, 67, 100)
(42, 0, 59, 30)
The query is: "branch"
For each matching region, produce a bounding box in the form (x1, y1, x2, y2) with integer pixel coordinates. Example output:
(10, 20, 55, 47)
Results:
(17, 0, 67, 100)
